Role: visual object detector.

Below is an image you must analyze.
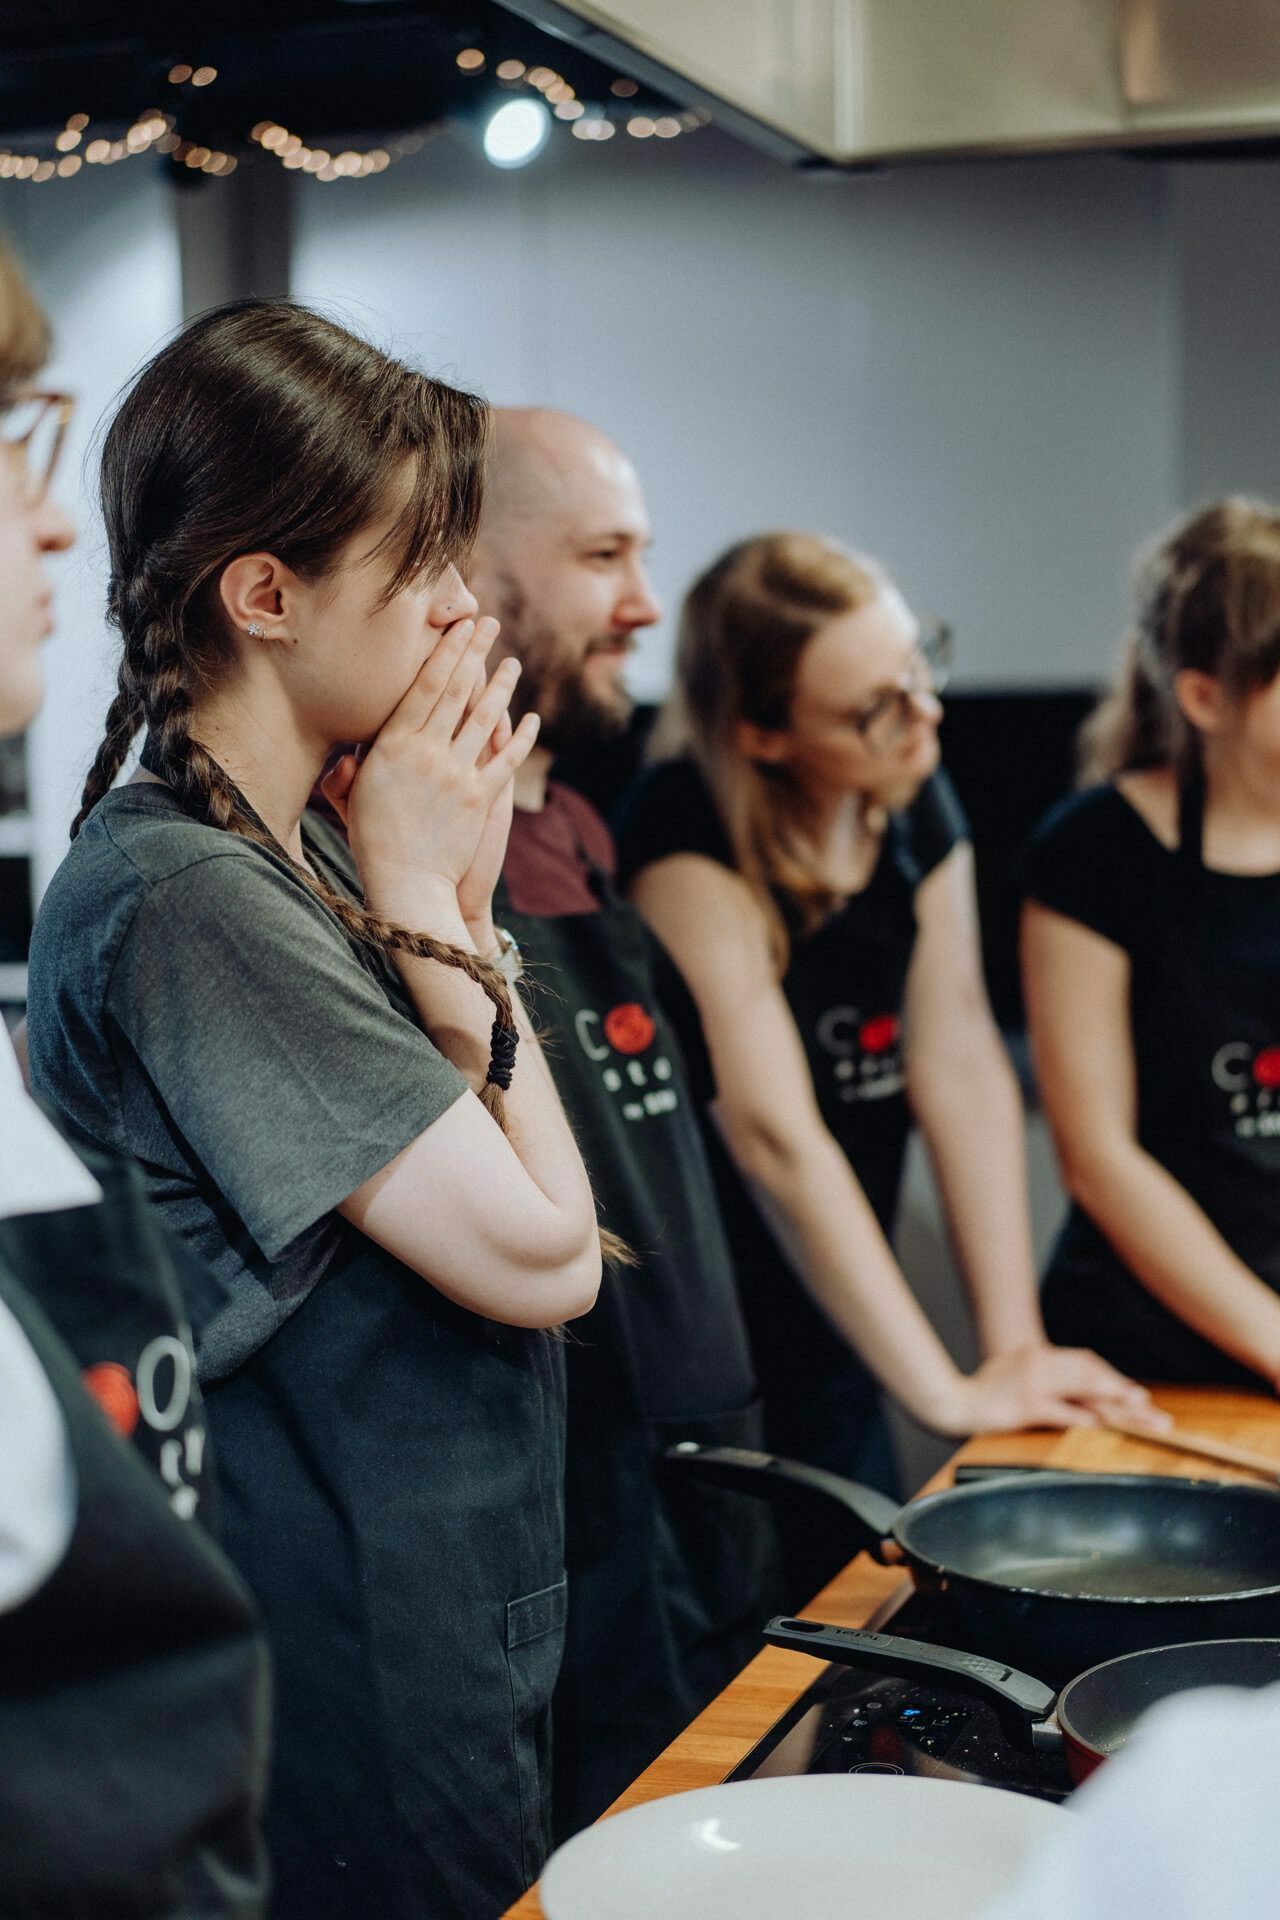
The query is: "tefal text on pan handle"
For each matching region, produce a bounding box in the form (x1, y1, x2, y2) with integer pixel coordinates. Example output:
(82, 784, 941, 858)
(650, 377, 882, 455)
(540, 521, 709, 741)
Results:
(663, 1443, 902, 1558)
(763, 1617, 1058, 1750)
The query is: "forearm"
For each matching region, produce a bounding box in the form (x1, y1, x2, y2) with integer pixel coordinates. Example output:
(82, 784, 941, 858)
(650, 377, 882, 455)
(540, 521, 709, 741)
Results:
(912, 1050, 1045, 1357)
(1068, 1137, 1280, 1380)
(385, 890, 595, 1235)
(716, 1109, 967, 1429)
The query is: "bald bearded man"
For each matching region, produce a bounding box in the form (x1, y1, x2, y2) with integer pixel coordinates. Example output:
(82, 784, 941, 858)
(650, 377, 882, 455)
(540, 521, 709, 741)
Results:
(471, 411, 774, 1837)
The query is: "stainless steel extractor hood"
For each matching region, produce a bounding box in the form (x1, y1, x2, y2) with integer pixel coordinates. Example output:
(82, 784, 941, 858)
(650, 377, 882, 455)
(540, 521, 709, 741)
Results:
(500, 0, 1280, 165)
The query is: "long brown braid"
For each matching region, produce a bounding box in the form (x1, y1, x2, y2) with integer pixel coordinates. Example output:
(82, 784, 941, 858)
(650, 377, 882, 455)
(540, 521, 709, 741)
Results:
(74, 302, 520, 1124)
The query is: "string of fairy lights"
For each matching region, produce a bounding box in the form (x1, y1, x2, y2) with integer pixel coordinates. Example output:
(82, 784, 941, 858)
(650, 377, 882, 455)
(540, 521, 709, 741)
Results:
(450, 46, 707, 147)
(0, 44, 709, 186)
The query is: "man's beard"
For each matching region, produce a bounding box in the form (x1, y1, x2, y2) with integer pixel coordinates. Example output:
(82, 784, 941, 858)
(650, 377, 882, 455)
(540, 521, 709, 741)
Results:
(496, 580, 634, 756)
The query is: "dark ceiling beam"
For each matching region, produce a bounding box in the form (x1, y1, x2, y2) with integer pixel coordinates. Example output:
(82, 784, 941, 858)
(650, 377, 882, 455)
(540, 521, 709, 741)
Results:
(176, 158, 293, 320)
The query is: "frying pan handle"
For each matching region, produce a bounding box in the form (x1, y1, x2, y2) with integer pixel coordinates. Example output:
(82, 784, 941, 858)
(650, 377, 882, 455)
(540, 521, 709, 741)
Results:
(762, 1616, 1057, 1750)
(952, 1464, 1052, 1484)
(663, 1443, 902, 1557)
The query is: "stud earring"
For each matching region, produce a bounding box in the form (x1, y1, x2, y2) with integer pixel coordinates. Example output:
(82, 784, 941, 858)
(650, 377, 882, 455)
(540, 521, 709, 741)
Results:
(246, 621, 265, 639)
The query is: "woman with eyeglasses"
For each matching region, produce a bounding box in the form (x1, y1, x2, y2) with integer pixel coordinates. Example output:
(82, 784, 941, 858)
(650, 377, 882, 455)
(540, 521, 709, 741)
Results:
(618, 533, 1152, 1594)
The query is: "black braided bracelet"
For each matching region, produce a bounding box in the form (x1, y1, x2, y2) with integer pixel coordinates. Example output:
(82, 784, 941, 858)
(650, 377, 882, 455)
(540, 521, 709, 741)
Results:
(487, 1020, 519, 1091)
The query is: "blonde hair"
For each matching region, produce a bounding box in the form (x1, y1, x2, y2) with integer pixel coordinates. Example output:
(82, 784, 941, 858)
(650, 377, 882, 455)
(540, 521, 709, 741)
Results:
(1082, 498, 1280, 783)
(658, 530, 883, 970)
(0, 236, 50, 390)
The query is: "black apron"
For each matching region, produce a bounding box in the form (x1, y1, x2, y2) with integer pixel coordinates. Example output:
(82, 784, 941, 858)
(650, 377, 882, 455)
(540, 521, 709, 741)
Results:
(1043, 774, 1280, 1384)
(0, 1144, 270, 1920)
(200, 819, 569, 1920)
(704, 828, 921, 1604)
(496, 851, 774, 1838)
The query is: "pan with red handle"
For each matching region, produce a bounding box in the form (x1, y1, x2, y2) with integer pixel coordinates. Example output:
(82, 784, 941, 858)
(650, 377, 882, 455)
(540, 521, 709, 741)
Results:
(763, 1617, 1280, 1783)
(664, 1443, 1280, 1678)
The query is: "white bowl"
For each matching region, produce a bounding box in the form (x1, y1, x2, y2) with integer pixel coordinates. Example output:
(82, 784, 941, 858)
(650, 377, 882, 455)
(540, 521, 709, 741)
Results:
(541, 1774, 1064, 1920)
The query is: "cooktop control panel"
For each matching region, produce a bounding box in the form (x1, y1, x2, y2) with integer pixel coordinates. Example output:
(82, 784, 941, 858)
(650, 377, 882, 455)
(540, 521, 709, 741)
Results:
(730, 1600, 1074, 1802)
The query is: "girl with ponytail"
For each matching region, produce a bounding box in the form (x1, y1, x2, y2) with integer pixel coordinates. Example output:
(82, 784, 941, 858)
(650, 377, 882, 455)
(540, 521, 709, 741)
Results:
(25, 301, 600, 1920)
(1023, 498, 1280, 1388)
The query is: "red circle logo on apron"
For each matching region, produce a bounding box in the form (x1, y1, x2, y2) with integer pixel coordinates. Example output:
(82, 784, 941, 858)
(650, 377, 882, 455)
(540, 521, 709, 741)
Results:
(859, 1014, 900, 1055)
(1254, 1048, 1280, 1088)
(82, 1361, 140, 1437)
(603, 1003, 656, 1055)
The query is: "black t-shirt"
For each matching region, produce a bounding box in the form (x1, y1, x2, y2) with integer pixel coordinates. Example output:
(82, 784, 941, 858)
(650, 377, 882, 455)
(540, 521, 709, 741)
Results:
(616, 755, 966, 897)
(1023, 783, 1280, 971)
(1024, 780, 1280, 1387)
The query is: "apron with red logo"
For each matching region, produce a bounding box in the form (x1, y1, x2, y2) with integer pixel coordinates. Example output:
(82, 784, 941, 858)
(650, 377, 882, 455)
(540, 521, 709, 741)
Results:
(494, 858, 773, 1836)
(1042, 773, 1280, 1384)
(702, 833, 921, 1552)
(0, 1140, 269, 1917)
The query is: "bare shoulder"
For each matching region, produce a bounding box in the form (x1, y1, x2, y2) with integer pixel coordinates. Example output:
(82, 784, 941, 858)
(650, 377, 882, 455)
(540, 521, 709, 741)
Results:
(630, 850, 760, 922)
(1114, 767, 1178, 848)
(628, 852, 774, 979)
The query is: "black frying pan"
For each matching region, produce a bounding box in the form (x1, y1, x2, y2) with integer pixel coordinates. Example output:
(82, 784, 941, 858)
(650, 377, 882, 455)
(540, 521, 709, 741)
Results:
(764, 1617, 1280, 1783)
(665, 1444, 1280, 1676)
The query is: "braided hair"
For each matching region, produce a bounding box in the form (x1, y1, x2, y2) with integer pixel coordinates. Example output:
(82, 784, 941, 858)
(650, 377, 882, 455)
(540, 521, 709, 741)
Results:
(75, 301, 517, 1127)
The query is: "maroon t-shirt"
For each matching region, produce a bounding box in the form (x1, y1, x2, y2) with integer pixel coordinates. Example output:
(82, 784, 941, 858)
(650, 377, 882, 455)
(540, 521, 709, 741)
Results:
(502, 782, 615, 916)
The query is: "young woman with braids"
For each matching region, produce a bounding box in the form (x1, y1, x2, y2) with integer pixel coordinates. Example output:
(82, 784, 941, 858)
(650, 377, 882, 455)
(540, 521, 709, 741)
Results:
(25, 302, 601, 1920)
(1023, 499, 1280, 1389)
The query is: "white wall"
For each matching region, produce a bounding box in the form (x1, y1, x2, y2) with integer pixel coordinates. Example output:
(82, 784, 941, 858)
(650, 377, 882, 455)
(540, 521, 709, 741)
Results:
(1171, 159, 1280, 508)
(293, 126, 1178, 701)
(3, 165, 181, 897)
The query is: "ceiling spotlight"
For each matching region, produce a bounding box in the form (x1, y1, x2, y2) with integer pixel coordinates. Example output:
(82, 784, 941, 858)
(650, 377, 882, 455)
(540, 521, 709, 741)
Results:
(483, 97, 551, 169)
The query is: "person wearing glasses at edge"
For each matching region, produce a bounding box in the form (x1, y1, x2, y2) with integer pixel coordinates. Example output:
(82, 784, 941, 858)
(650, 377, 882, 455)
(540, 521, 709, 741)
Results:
(0, 249, 269, 1915)
(616, 533, 1160, 1602)
(1022, 501, 1280, 1391)
(25, 303, 602, 1920)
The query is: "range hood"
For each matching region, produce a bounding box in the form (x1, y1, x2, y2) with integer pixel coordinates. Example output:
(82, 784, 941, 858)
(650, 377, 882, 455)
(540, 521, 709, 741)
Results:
(501, 0, 1280, 165)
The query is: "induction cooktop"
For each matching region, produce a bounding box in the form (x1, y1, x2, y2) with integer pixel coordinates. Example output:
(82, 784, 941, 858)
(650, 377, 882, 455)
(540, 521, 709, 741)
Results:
(729, 1589, 1075, 1803)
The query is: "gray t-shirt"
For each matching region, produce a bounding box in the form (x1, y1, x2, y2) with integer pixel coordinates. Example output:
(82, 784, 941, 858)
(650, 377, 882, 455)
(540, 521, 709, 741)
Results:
(26, 784, 467, 1382)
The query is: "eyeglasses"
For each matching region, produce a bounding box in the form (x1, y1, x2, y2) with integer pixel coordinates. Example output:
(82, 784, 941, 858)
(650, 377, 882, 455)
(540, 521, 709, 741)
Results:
(0, 389, 74, 506)
(851, 619, 953, 756)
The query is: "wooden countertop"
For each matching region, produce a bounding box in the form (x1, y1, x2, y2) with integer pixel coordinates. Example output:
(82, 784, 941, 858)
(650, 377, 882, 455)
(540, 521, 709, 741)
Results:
(502, 1386, 1280, 1920)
